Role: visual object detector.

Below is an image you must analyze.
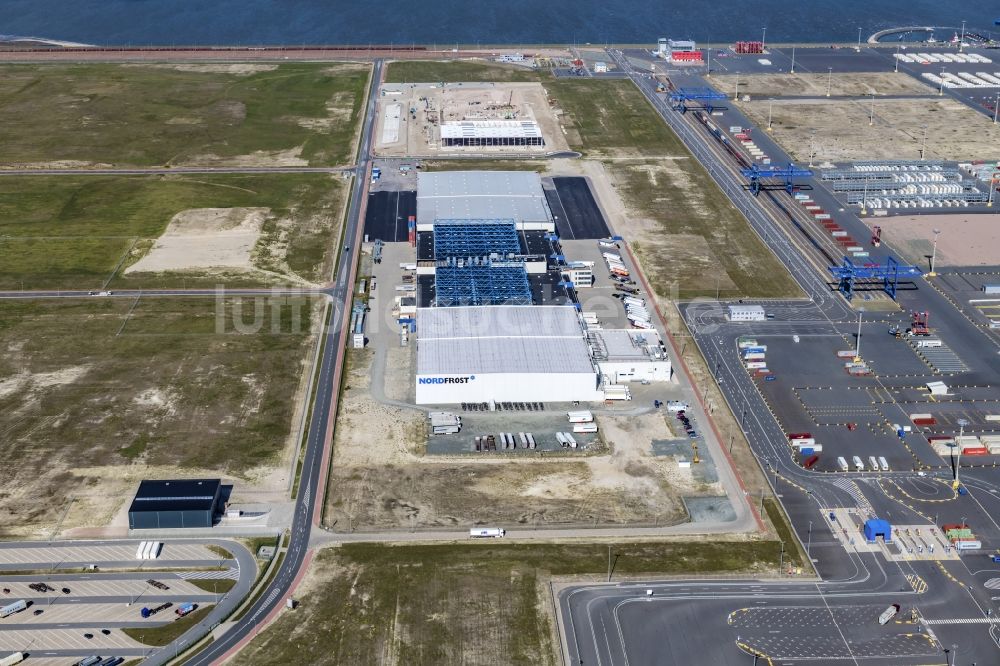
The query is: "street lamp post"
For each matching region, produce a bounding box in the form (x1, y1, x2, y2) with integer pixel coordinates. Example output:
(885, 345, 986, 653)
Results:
(869, 92, 876, 126)
(954, 419, 969, 489)
(767, 100, 773, 131)
(857, 27, 863, 52)
(854, 308, 865, 362)
(734, 73, 741, 101)
(827, 67, 833, 97)
(929, 228, 941, 276)
(894, 44, 900, 73)
(959, 21, 966, 52)
(762, 27, 767, 52)
(994, 91, 1000, 124)
(807, 520, 813, 558)
(790, 46, 796, 74)
(861, 175, 870, 215)
(939, 69, 946, 96)
(920, 125, 928, 160)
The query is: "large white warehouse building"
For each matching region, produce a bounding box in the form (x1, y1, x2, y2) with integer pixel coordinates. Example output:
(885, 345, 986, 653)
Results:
(416, 171, 555, 232)
(415, 305, 603, 405)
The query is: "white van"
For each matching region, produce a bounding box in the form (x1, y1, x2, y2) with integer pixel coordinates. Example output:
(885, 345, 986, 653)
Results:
(878, 456, 890, 472)
(868, 456, 879, 472)
(837, 456, 849, 472)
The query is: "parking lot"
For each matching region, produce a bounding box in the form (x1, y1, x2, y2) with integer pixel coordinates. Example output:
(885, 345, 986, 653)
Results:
(544, 177, 612, 240)
(0, 540, 249, 662)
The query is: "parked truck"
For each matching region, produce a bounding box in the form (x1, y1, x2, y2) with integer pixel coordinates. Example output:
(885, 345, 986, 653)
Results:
(470, 528, 506, 538)
(567, 410, 594, 423)
(175, 603, 197, 617)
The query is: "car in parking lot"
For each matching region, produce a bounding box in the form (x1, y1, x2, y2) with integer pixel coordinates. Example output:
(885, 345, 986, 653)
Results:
(61, 587, 71, 594)
(33, 609, 43, 616)
(83, 633, 94, 639)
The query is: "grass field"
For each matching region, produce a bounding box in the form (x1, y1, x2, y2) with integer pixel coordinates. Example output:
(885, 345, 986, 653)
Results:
(608, 158, 801, 299)
(231, 539, 787, 665)
(0, 297, 322, 537)
(384, 60, 545, 83)
(545, 79, 682, 157)
(0, 174, 346, 289)
(0, 63, 370, 167)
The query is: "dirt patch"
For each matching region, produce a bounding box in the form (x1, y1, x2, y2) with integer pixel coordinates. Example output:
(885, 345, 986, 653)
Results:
(125, 207, 268, 274)
(740, 96, 1000, 162)
(375, 82, 569, 157)
(326, 351, 692, 531)
(142, 63, 280, 76)
(876, 213, 1000, 267)
(180, 146, 309, 168)
(712, 72, 936, 98)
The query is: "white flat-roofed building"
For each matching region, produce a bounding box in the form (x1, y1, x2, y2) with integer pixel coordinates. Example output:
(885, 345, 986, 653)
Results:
(589, 329, 672, 383)
(416, 171, 555, 232)
(561, 261, 595, 288)
(415, 305, 602, 404)
(728, 304, 766, 321)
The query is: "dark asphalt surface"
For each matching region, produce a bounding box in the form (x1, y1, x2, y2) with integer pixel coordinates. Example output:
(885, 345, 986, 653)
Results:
(556, 48, 1000, 666)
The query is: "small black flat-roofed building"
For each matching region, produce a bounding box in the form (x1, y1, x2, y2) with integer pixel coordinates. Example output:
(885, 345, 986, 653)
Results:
(128, 478, 222, 530)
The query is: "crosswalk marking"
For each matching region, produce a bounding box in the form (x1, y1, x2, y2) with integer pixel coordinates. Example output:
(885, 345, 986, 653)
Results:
(179, 568, 239, 580)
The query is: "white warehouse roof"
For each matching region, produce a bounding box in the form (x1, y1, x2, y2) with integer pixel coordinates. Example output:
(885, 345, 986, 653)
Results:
(440, 120, 543, 140)
(416, 305, 595, 375)
(417, 171, 553, 225)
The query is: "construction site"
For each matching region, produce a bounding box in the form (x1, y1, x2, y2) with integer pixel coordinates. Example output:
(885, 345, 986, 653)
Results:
(374, 82, 570, 157)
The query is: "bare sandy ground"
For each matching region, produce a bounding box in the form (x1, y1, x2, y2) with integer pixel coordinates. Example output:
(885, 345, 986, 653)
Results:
(376, 81, 569, 157)
(740, 97, 1000, 162)
(875, 213, 1000, 267)
(712, 72, 936, 98)
(126, 207, 269, 274)
(325, 349, 703, 530)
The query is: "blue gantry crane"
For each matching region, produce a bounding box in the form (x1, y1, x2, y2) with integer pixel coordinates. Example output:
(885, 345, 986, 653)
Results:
(741, 163, 814, 196)
(669, 87, 728, 113)
(828, 255, 923, 301)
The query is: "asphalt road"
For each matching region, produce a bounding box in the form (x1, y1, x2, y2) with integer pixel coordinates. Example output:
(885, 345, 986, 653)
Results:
(0, 166, 352, 176)
(583, 48, 1000, 665)
(167, 58, 383, 666)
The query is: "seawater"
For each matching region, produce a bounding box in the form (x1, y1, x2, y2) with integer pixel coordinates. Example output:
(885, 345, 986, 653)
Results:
(0, 0, 996, 47)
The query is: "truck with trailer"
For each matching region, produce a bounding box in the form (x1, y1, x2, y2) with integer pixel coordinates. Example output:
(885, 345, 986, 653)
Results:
(573, 422, 598, 433)
(837, 456, 849, 471)
(470, 528, 506, 538)
(868, 456, 879, 472)
(76, 658, 101, 666)
(0, 653, 25, 666)
(878, 456, 889, 471)
(567, 410, 594, 423)
(852, 456, 865, 471)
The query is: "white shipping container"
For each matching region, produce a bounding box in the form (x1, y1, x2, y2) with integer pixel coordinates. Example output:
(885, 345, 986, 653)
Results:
(567, 410, 594, 423)
(878, 456, 889, 471)
(837, 456, 849, 471)
(868, 456, 879, 471)
(853, 456, 865, 471)
(136, 542, 148, 560)
(573, 423, 598, 433)
(745, 361, 767, 369)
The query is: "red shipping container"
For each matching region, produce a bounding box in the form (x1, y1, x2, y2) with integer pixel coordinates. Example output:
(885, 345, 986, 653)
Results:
(928, 435, 954, 442)
(803, 454, 820, 469)
(963, 447, 988, 456)
(787, 432, 812, 440)
(913, 418, 936, 425)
